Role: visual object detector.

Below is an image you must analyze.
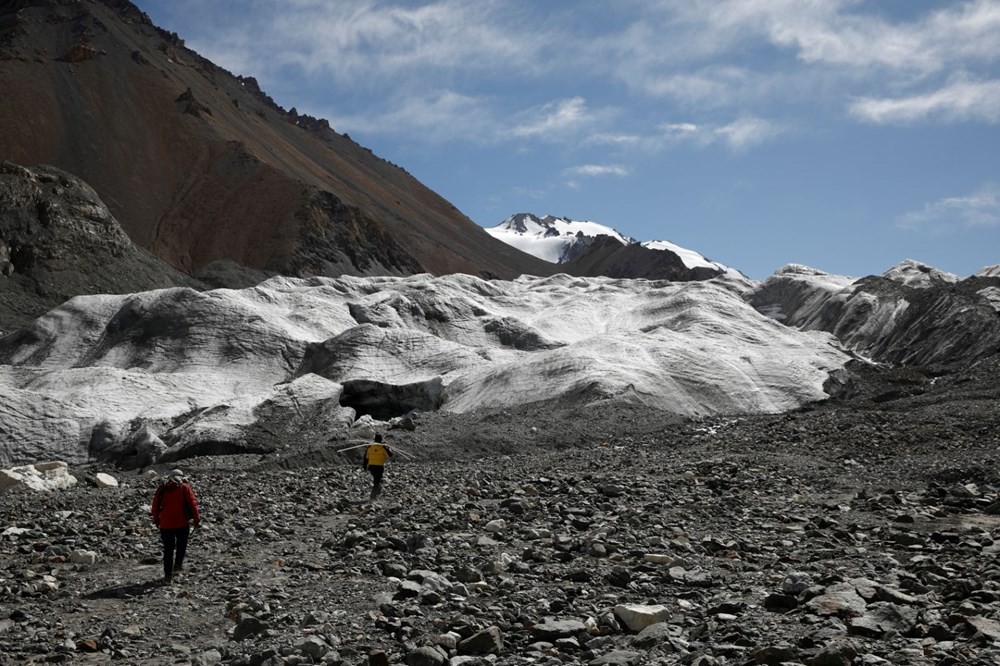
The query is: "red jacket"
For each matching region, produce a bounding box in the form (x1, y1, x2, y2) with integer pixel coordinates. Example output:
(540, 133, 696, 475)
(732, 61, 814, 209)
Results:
(152, 481, 200, 529)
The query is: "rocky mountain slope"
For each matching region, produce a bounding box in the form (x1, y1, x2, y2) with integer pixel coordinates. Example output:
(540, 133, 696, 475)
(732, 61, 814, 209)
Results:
(751, 260, 1000, 366)
(0, 161, 199, 333)
(0, 0, 555, 281)
(1, 358, 999, 664)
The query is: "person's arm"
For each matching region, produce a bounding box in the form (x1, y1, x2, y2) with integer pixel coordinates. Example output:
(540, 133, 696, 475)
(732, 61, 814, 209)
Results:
(184, 484, 201, 527)
(362, 448, 369, 469)
(151, 487, 162, 526)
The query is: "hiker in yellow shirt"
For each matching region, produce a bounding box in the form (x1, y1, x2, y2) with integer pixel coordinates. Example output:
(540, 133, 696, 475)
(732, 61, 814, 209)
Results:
(362, 433, 393, 500)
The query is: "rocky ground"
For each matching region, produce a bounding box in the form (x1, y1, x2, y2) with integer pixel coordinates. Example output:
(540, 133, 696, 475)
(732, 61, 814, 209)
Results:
(2, 357, 1000, 666)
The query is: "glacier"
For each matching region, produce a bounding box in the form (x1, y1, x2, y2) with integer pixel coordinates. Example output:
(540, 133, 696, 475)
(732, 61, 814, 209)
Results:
(0, 272, 849, 467)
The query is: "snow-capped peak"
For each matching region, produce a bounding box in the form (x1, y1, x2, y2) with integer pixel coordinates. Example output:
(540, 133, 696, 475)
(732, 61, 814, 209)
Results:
(487, 213, 727, 273)
(487, 213, 633, 263)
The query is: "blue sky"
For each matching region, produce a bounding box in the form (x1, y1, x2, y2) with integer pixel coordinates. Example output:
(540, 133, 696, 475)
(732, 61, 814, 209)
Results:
(135, 0, 1000, 280)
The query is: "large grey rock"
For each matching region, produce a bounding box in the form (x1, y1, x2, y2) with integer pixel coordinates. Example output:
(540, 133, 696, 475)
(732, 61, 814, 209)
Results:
(806, 583, 867, 618)
(614, 604, 671, 632)
(847, 603, 918, 638)
(457, 626, 502, 655)
(530, 619, 588, 641)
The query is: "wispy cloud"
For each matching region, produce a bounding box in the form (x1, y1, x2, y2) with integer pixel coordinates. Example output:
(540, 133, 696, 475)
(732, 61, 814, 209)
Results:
(322, 90, 497, 142)
(850, 78, 1000, 124)
(664, 0, 1000, 73)
(562, 163, 630, 190)
(563, 164, 629, 178)
(659, 117, 783, 151)
(508, 97, 596, 140)
(898, 184, 1000, 232)
(169, 0, 1000, 145)
(265, 1, 545, 83)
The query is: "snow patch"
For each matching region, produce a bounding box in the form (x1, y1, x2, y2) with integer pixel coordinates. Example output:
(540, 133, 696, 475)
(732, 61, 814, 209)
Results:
(883, 259, 958, 288)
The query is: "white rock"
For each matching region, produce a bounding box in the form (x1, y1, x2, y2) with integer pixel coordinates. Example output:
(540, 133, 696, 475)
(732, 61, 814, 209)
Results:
(643, 553, 673, 564)
(614, 603, 671, 632)
(69, 550, 98, 565)
(0, 461, 77, 493)
(94, 472, 119, 488)
(483, 519, 506, 533)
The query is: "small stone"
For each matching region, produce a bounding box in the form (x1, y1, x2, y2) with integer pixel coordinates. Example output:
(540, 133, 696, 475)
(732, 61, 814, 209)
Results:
(405, 646, 446, 666)
(847, 603, 918, 638)
(643, 553, 672, 564)
(781, 571, 813, 595)
(755, 643, 797, 665)
(76, 639, 99, 652)
(457, 625, 503, 655)
(808, 640, 857, 666)
(233, 615, 268, 641)
(614, 604, 671, 632)
(531, 619, 587, 641)
(589, 649, 643, 665)
(192, 649, 223, 666)
(483, 519, 506, 533)
(806, 583, 867, 618)
(298, 636, 330, 659)
(69, 550, 98, 565)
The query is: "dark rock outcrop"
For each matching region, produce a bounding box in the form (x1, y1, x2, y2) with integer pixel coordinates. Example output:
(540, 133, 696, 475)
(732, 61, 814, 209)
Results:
(565, 236, 722, 281)
(0, 161, 198, 333)
(750, 263, 1000, 366)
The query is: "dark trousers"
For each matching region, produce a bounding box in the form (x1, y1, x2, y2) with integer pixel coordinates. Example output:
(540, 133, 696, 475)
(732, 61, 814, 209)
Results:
(369, 465, 384, 499)
(160, 526, 190, 577)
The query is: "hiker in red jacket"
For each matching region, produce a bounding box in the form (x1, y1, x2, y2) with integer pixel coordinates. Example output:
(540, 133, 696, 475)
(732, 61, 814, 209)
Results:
(151, 469, 200, 583)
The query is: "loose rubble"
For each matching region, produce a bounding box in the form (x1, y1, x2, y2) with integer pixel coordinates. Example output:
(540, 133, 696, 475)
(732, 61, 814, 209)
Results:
(2, 360, 1000, 665)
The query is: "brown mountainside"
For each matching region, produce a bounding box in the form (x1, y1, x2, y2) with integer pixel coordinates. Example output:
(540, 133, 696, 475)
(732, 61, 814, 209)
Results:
(0, 0, 557, 282)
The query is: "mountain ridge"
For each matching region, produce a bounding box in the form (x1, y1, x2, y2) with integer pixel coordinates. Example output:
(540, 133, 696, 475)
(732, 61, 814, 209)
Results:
(0, 0, 558, 282)
(488, 212, 729, 281)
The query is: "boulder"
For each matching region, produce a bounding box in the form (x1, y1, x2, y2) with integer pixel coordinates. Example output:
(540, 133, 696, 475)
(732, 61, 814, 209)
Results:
(0, 462, 77, 493)
(94, 473, 119, 488)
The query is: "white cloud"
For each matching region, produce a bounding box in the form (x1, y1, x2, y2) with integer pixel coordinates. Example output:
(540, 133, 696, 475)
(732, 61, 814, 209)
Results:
(662, 123, 700, 137)
(898, 184, 1000, 232)
(563, 164, 629, 178)
(669, 0, 1000, 73)
(586, 133, 643, 147)
(850, 78, 1000, 124)
(714, 118, 780, 150)
(658, 117, 782, 151)
(172, 0, 1000, 150)
(266, 1, 543, 82)
(508, 97, 596, 140)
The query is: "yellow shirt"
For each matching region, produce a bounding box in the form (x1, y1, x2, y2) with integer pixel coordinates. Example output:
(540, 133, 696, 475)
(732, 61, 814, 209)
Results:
(365, 444, 390, 466)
